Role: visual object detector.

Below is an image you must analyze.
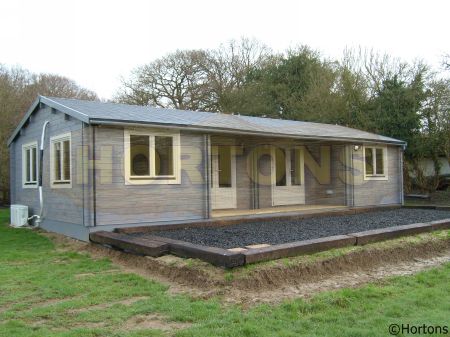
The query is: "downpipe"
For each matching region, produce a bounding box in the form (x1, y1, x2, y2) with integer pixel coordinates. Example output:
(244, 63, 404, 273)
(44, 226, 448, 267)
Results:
(28, 121, 49, 227)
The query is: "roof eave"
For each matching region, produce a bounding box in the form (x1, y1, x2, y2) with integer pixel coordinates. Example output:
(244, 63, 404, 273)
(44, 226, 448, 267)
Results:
(7, 97, 41, 146)
(90, 118, 407, 146)
(7, 96, 90, 146)
(40, 96, 90, 123)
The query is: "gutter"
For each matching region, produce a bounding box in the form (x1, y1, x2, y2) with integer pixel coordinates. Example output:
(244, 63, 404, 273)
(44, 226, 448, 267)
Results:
(89, 119, 407, 147)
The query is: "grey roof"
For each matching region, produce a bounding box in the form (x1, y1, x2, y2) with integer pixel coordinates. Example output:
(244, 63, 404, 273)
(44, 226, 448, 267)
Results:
(8, 96, 405, 146)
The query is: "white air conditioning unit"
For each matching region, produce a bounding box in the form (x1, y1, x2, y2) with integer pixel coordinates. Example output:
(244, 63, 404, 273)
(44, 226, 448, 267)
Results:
(10, 205, 29, 227)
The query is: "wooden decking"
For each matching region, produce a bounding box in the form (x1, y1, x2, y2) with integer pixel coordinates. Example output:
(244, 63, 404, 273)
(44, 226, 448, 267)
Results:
(212, 204, 347, 218)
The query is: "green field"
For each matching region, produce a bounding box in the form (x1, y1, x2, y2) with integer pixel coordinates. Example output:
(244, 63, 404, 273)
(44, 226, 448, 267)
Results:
(0, 208, 449, 337)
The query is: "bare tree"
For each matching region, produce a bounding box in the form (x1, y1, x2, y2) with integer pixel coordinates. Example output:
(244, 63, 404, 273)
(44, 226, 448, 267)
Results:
(420, 78, 450, 188)
(115, 50, 210, 111)
(429, 79, 450, 166)
(115, 38, 273, 112)
(443, 54, 450, 71)
(27, 74, 98, 101)
(0, 65, 98, 204)
(202, 38, 274, 112)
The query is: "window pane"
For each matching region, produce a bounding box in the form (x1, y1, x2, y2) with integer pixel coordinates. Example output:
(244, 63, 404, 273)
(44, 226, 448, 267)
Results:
(25, 149, 31, 182)
(376, 148, 384, 175)
(63, 140, 70, 181)
(54, 142, 62, 181)
(365, 148, 373, 175)
(218, 146, 231, 187)
(275, 148, 286, 186)
(31, 147, 37, 182)
(290, 149, 301, 185)
(130, 135, 150, 176)
(155, 136, 174, 176)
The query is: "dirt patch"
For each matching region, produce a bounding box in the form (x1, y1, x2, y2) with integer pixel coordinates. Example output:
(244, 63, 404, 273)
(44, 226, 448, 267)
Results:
(122, 313, 191, 331)
(33, 297, 79, 309)
(43, 229, 450, 305)
(83, 243, 225, 297)
(69, 321, 106, 329)
(74, 270, 120, 279)
(226, 250, 450, 307)
(30, 319, 106, 331)
(231, 235, 450, 291)
(0, 296, 78, 314)
(67, 296, 149, 314)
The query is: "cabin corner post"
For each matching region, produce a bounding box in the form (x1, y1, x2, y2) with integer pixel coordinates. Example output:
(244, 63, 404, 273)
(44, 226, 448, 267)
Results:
(91, 125, 97, 227)
(345, 144, 355, 207)
(81, 122, 93, 227)
(81, 122, 85, 226)
(399, 146, 404, 205)
(205, 134, 212, 219)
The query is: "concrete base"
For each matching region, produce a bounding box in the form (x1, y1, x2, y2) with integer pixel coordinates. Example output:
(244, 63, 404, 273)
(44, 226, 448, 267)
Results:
(41, 219, 90, 241)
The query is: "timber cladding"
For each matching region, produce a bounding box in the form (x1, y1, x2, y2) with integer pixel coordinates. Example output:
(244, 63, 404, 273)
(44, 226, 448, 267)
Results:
(304, 144, 347, 206)
(352, 145, 402, 206)
(93, 127, 208, 226)
(10, 105, 90, 227)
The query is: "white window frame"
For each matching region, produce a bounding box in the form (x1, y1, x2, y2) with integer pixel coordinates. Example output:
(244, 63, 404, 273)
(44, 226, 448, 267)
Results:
(50, 132, 72, 188)
(363, 145, 388, 181)
(22, 141, 38, 189)
(124, 129, 181, 185)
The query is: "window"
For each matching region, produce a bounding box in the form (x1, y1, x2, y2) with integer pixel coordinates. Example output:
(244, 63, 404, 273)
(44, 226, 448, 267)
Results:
(22, 141, 38, 188)
(273, 146, 304, 187)
(290, 148, 302, 186)
(218, 146, 232, 187)
(155, 136, 174, 176)
(50, 133, 71, 187)
(363, 146, 388, 180)
(125, 130, 180, 184)
(130, 135, 150, 176)
(275, 148, 287, 186)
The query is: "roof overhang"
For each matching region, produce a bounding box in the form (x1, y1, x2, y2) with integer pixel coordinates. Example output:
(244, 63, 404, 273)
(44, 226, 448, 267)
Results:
(90, 118, 407, 146)
(7, 96, 90, 146)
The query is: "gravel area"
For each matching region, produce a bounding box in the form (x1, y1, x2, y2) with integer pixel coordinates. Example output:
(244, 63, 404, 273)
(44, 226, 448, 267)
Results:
(134, 209, 450, 249)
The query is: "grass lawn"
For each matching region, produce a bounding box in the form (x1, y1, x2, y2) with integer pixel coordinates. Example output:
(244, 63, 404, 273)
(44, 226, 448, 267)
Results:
(0, 208, 449, 337)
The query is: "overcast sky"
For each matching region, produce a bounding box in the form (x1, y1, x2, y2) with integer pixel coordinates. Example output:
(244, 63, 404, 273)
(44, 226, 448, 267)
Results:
(1, 0, 449, 99)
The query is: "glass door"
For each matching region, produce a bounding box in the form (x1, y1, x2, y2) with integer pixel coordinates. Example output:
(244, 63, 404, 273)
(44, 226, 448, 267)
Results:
(271, 146, 305, 206)
(211, 145, 237, 209)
